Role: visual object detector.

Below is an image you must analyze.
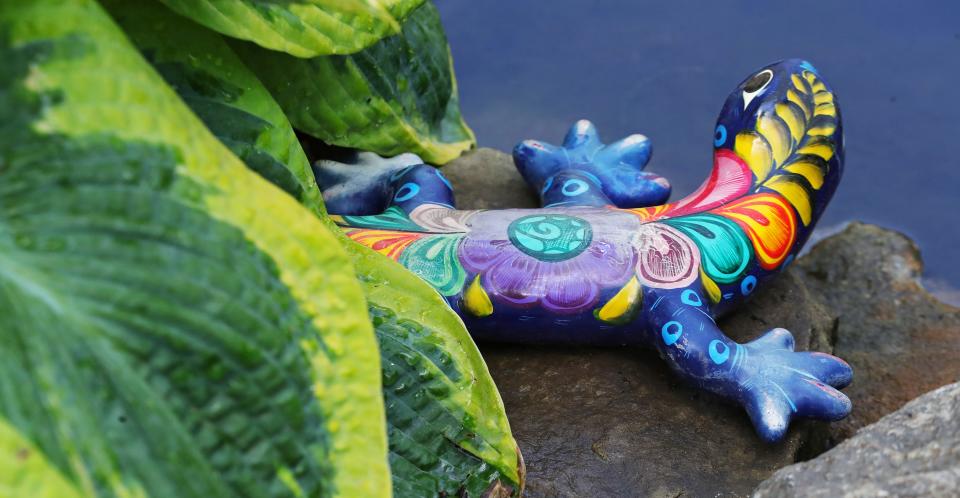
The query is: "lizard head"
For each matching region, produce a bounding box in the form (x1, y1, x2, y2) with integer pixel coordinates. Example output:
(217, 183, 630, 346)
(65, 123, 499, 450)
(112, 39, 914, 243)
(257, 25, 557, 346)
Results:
(712, 59, 842, 158)
(709, 59, 844, 228)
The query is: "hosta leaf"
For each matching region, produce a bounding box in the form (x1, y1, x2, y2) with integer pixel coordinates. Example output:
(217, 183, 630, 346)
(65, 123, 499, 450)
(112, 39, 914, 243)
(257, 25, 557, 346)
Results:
(234, 1, 475, 165)
(0, 420, 85, 498)
(106, 3, 523, 493)
(157, 0, 425, 57)
(347, 245, 525, 497)
(103, 0, 327, 218)
(0, 1, 389, 497)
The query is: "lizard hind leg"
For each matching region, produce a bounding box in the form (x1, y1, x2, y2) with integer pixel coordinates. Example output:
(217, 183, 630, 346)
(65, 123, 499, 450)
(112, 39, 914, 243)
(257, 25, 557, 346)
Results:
(646, 287, 853, 442)
(513, 119, 672, 209)
(314, 151, 455, 215)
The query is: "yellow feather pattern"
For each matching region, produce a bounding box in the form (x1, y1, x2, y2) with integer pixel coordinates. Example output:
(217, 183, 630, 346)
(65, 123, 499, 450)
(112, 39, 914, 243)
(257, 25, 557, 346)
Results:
(784, 162, 826, 189)
(791, 74, 807, 93)
(776, 102, 805, 142)
(763, 176, 813, 225)
(787, 88, 811, 120)
(757, 115, 792, 165)
(815, 103, 837, 117)
(798, 140, 835, 161)
(733, 69, 838, 225)
(814, 92, 833, 105)
(735, 131, 774, 181)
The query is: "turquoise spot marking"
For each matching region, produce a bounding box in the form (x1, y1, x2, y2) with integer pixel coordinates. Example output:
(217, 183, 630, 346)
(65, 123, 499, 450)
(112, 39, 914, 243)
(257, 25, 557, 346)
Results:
(561, 178, 589, 197)
(662, 321, 683, 345)
(681, 289, 702, 307)
(799, 61, 818, 74)
(508, 214, 593, 262)
(394, 182, 420, 202)
(709, 340, 730, 364)
(741, 275, 757, 295)
(714, 124, 727, 147)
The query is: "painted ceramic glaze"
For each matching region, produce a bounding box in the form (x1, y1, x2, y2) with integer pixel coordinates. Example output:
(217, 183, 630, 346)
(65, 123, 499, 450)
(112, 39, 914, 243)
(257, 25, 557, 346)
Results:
(317, 59, 852, 443)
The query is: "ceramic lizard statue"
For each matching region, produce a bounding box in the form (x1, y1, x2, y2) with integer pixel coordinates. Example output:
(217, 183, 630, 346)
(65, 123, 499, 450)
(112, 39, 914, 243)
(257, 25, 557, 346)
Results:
(317, 59, 852, 442)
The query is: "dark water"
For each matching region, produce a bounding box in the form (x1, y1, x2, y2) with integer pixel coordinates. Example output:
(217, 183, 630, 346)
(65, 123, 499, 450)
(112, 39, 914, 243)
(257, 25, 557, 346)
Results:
(437, 0, 960, 302)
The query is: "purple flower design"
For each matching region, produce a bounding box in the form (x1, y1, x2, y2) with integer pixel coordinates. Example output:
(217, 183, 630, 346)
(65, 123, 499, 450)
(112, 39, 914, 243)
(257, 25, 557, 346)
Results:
(458, 209, 638, 314)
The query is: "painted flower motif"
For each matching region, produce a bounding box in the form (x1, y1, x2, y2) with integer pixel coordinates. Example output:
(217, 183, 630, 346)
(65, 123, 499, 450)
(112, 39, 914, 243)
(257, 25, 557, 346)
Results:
(458, 209, 638, 314)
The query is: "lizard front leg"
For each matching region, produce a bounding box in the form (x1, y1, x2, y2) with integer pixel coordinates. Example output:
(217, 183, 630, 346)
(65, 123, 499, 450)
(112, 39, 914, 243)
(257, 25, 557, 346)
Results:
(645, 286, 853, 442)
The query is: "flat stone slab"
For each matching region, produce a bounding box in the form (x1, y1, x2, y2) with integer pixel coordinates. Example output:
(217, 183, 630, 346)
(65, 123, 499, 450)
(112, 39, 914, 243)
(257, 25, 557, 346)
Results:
(754, 381, 960, 497)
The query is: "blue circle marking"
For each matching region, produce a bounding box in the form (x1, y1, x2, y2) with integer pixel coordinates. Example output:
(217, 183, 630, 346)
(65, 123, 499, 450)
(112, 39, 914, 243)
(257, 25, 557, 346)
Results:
(714, 124, 728, 147)
(661, 321, 683, 345)
(741, 275, 757, 295)
(393, 182, 420, 202)
(561, 178, 589, 197)
(709, 340, 730, 364)
(681, 289, 702, 307)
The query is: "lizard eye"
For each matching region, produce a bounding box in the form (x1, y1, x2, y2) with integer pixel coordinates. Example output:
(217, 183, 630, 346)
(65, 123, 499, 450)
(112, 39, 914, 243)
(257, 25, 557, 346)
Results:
(741, 69, 773, 109)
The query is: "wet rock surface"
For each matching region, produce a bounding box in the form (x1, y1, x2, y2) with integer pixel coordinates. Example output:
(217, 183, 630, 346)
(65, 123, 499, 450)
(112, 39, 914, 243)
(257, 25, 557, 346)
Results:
(753, 381, 960, 497)
(442, 148, 960, 497)
(795, 222, 960, 444)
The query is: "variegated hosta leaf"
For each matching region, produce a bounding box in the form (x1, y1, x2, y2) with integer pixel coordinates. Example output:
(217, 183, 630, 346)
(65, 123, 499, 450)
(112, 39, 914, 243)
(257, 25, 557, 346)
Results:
(0, 1, 390, 497)
(234, 1, 476, 165)
(102, 0, 327, 218)
(349, 246, 525, 497)
(101, 3, 522, 493)
(157, 0, 425, 57)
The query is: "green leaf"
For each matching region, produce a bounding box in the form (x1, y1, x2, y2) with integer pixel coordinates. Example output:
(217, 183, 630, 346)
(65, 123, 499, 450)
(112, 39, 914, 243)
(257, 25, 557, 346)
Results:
(99, 4, 522, 495)
(234, 1, 476, 165)
(0, 1, 389, 497)
(0, 419, 85, 498)
(347, 245, 525, 497)
(156, 0, 425, 57)
(102, 0, 327, 218)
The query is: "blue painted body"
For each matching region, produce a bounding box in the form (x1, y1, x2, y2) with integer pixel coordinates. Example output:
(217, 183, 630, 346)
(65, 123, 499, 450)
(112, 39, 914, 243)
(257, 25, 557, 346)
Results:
(318, 60, 853, 442)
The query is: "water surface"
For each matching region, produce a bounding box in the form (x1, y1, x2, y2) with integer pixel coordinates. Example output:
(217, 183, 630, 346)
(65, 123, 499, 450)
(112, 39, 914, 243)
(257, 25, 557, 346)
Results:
(437, 0, 960, 301)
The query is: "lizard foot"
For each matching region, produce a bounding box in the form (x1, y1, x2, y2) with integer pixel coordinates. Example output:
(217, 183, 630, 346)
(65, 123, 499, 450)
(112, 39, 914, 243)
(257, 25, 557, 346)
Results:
(732, 328, 853, 442)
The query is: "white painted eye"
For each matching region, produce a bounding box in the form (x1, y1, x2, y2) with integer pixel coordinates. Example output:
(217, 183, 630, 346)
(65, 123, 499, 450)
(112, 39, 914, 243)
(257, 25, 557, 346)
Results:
(742, 69, 773, 110)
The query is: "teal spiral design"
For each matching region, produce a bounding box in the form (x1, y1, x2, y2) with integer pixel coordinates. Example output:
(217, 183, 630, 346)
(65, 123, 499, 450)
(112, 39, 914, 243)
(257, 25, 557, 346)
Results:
(664, 214, 753, 284)
(507, 214, 593, 262)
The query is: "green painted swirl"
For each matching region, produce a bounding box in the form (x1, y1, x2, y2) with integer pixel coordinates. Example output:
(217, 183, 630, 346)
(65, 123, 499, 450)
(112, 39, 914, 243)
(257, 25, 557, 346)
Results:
(507, 214, 593, 262)
(664, 214, 753, 284)
(398, 234, 467, 296)
(343, 206, 424, 232)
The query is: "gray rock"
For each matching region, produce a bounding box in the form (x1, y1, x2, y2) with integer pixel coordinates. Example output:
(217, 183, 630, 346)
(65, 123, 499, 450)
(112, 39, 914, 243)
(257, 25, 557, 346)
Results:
(442, 148, 539, 210)
(753, 382, 960, 498)
(796, 222, 960, 443)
